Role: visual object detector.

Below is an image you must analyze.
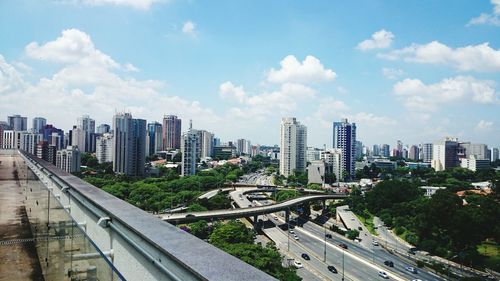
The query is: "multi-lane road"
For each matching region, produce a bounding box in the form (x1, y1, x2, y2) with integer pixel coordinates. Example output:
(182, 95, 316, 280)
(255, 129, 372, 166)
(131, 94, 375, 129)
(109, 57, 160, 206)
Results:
(236, 172, 444, 281)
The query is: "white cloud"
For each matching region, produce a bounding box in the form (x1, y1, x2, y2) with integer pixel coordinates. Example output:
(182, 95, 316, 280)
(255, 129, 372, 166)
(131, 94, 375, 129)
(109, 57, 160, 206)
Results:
(266, 55, 336, 84)
(381, 67, 404, 80)
(124, 63, 140, 72)
(25, 29, 119, 68)
(475, 120, 494, 130)
(468, 0, 500, 26)
(219, 81, 246, 103)
(182, 21, 196, 34)
(78, 0, 160, 10)
(393, 76, 500, 112)
(356, 29, 394, 51)
(380, 41, 500, 72)
(0, 29, 220, 132)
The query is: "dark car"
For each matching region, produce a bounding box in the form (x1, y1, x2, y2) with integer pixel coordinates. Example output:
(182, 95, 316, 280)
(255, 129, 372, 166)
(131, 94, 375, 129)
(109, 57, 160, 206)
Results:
(325, 233, 333, 239)
(384, 260, 394, 267)
(301, 253, 310, 260)
(338, 243, 348, 249)
(327, 265, 338, 273)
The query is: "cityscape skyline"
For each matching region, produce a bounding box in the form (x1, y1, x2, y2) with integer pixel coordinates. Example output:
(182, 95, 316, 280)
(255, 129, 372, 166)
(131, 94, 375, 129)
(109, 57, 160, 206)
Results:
(1, 1, 499, 147)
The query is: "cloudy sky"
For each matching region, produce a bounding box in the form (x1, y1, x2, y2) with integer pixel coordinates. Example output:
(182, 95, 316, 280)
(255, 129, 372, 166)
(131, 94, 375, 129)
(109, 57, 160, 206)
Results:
(1, 0, 499, 148)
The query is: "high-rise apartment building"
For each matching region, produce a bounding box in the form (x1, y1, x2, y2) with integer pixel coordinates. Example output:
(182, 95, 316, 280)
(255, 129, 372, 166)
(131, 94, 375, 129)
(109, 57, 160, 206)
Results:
(380, 144, 390, 158)
(320, 148, 343, 183)
(181, 128, 200, 176)
(112, 113, 147, 176)
(32, 117, 47, 133)
(306, 147, 321, 162)
(7, 114, 27, 131)
(333, 118, 356, 179)
(97, 124, 111, 134)
(78, 115, 96, 133)
(432, 137, 461, 172)
(421, 143, 433, 163)
(372, 144, 380, 156)
(147, 122, 163, 156)
(460, 143, 490, 160)
(279, 117, 307, 177)
(56, 146, 81, 173)
(43, 125, 64, 150)
(163, 115, 182, 150)
(1, 130, 24, 149)
(355, 140, 363, 159)
(77, 115, 96, 152)
(492, 148, 499, 162)
(22, 131, 43, 154)
(70, 125, 86, 150)
(199, 130, 214, 158)
(408, 145, 419, 160)
(96, 133, 113, 163)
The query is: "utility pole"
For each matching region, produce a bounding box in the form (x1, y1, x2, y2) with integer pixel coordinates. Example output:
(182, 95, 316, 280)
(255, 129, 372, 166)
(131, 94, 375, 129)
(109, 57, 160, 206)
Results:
(342, 248, 345, 281)
(323, 223, 327, 262)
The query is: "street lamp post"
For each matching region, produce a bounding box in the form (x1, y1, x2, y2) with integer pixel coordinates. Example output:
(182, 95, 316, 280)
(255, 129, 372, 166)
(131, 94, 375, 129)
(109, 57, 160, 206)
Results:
(342, 248, 345, 281)
(323, 223, 327, 262)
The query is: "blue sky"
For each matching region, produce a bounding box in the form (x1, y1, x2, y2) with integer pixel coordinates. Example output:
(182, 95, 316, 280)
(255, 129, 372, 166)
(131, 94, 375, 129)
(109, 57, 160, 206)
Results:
(0, 0, 499, 148)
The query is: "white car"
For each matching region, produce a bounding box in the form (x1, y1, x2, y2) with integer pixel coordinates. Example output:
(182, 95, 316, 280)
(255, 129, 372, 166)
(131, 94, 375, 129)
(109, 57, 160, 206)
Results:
(294, 235, 299, 240)
(372, 240, 379, 246)
(289, 229, 295, 234)
(293, 260, 303, 268)
(378, 271, 389, 279)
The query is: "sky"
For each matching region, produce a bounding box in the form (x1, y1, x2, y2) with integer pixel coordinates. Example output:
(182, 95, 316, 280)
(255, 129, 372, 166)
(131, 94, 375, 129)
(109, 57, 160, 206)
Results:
(0, 0, 499, 148)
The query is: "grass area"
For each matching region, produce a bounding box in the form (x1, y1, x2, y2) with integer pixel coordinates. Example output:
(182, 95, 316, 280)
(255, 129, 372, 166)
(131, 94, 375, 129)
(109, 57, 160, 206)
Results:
(478, 241, 500, 271)
(354, 209, 378, 236)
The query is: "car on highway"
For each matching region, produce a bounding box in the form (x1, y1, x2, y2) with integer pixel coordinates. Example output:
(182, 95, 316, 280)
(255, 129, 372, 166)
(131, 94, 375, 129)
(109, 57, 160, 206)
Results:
(372, 240, 379, 246)
(405, 266, 418, 274)
(384, 260, 394, 267)
(411, 279, 422, 281)
(338, 243, 348, 249)
(325, 233, 332, 239)
(301, 253, 310, 260)
(327, 265, 337, 273)
(378, 271, 389, 279)
(293, 260, 303, 268)
(289, 229, 295, 234)
(294, 234, 299, 240)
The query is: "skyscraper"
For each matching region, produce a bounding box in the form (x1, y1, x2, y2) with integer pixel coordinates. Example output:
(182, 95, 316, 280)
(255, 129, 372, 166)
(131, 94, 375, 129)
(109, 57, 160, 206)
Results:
(460, 143, 490, 160)
(22, 131, 43, 154)
(32, 117, 47, 133)
(77, 115, 96, 152)
(56, 146, 81, 173)
(279, 117, 307, 177)
(181, 128, 200, 176)
(113, 113, 147, 176)
(333, 118, 356, 179)
(199, 130, 214, 158)
(147, 122, 163, 156)
(42, 125, 64, 149)
(96, 133, 113, 164)
(408, 145, 419, 160)
(97, 124, 111, 134)
(78, 115, 96, 133)
(380, 144, 390, 158)
(492, 148, 499, 162)
(372, 144, 380, 156)
(7, 114, 27, 131)
(432, 137, 461, 171)
(163, 115, 182, 150)
(421, 143, 433, 163)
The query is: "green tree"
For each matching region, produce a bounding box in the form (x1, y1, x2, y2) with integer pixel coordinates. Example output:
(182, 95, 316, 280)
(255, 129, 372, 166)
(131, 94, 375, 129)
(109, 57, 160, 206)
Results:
(188, 220, 210, 240)
(209, 220, 255, 247)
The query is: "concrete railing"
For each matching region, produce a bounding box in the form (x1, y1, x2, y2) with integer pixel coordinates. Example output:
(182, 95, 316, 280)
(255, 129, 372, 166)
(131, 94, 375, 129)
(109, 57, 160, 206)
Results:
(19, 150, 276, 281)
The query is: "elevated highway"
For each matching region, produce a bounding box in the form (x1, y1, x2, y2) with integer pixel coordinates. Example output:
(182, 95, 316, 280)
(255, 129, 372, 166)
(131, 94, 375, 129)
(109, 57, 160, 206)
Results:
(161, 194, 348, 224)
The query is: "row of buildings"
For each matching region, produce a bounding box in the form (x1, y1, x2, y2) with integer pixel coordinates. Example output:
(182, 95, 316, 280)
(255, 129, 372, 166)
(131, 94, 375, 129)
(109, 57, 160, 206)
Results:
(0, 113, 257, 177)
(279, 117, 357, 183)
